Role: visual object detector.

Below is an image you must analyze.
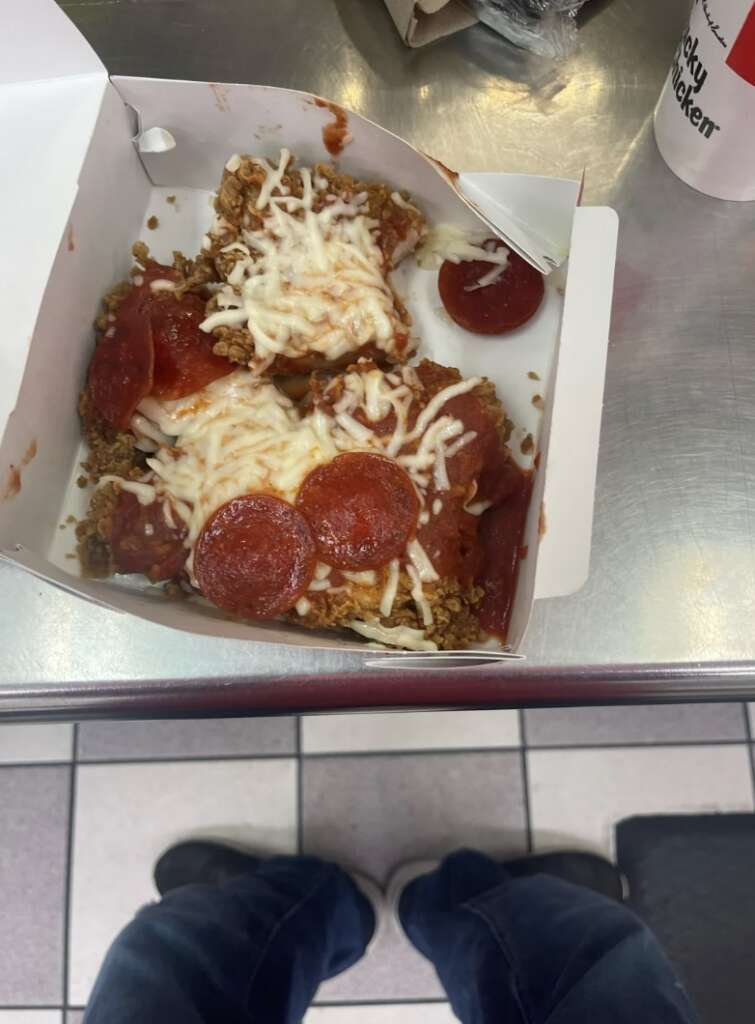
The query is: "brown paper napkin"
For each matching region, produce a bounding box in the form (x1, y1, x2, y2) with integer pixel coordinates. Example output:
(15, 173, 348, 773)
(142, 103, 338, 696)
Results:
(384, 0, 477, 47)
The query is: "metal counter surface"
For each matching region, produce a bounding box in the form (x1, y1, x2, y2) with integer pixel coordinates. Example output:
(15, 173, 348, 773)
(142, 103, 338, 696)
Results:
(2, 0, 753, 717)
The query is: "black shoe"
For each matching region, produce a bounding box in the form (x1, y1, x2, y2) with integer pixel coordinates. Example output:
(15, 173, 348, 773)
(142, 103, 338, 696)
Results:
(504, 850, 627, 901)
(154, 840, 261, 896)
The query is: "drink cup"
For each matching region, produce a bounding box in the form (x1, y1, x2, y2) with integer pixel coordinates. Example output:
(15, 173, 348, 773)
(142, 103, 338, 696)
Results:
(654, 0, 755, 201)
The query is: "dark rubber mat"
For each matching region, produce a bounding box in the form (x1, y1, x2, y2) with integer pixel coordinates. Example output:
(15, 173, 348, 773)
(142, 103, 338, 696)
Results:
(616, 814, 755, 1024)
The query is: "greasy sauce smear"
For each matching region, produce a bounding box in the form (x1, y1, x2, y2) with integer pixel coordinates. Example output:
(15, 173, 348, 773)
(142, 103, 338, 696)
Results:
(423, 153, 460, 187)
(315, 98, 350, 157)
(476, 467, 533, 641)
(2, 440, 38, 502)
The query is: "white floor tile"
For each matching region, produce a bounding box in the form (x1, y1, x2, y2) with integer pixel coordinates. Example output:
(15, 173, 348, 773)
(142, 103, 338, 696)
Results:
(301, 710, 520, 754)
(0, 1013, 62, 1024)
(529, 745, 754, 858)
(0, 723, 73, 763)
(306, 1005, 456, 1024)
(69, 758, 297, 1005)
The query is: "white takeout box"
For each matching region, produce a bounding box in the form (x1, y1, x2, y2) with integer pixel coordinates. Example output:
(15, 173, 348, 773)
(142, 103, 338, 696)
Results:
(0, 0, 617, 658)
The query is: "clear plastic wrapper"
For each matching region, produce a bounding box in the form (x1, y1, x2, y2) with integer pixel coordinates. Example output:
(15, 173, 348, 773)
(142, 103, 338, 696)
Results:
(465, 0, 589, 58)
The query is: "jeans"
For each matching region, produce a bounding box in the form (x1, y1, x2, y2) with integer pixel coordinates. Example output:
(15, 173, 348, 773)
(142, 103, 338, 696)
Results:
(85, 849, 698, 1024)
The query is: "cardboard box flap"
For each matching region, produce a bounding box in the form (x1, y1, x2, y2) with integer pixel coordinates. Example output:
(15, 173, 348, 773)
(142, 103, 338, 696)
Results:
(114, 76, 575, 273)
(0, 0, 110, 444)
(458, 173, 581, 273)
(1, 0, 104, 85)
(535, 206, 619, 600)
(0, 76, 108, 443)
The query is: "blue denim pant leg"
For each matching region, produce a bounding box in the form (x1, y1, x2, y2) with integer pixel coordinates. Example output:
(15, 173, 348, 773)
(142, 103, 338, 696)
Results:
(399, 849, 699, 1024)
(84, 855, 374, 1024)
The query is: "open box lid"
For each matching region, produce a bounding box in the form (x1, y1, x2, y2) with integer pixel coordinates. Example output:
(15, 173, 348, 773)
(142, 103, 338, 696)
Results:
(0, 0, 107, 435)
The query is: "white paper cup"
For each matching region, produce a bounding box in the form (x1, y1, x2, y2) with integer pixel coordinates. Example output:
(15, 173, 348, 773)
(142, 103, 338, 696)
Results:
(654, 0, 755, 201)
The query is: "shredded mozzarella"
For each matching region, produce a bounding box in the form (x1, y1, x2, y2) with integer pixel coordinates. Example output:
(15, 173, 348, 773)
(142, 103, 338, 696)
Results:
(406, 538, 439, 583)
(379, 559, 401, 617)
(342, 570, 377, 586)
(201, 150, 409, 370)
(406, 377, 481, 442)
(110, 372, 391, 571)
(99, 476, 156, 506)
(391, 191, 419, 213)
(348, 619, 438, 652)
(308, 579, 333, 592)
(407, 564, 434, 626)
(465, 499, 493, 516)
(464, 263, 506, 292)
(149, 279, 177, 293)
(417, 224, 510, 272)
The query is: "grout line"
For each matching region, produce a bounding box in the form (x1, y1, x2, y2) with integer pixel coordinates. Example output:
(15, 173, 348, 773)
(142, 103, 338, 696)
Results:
(518, 710, 533, 854)
(0, 761, 75, 770)
(0, 737, 751, 773)
(62, 752, 296, 768)
(296, 717, 304, 855)
(301, 745, 521, 759)
(0, 1006, 65, 1012)
(62, 725, 78, 1010)
(298, 739, 752, 757)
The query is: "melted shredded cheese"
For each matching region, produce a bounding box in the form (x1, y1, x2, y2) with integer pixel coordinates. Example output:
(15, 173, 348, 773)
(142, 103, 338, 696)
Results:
(380, 559, 400, 618)
(100, 476, 156, 506)
(407, 538, 439, 583)
(465, 499, 493, 516)
(407, 564, 434, 626)
(100, 362, 495, 650)
(417, 224, 510, 279)
(201, 150, 409, 371)
(348, 619, 438, 652)
(342, 570, 377, 585)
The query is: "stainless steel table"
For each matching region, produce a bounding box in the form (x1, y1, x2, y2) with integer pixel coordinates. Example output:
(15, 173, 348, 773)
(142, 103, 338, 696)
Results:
(3, 0, 754, 718)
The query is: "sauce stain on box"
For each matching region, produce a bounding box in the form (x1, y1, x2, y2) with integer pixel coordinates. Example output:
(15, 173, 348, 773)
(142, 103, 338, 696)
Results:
(208, 83, 231, 113)
(314, 98, 351, 157)
(2, 439, 37, 502)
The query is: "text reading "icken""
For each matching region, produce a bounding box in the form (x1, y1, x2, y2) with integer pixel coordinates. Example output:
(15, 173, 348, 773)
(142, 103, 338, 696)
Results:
(670, 30, 721, 138)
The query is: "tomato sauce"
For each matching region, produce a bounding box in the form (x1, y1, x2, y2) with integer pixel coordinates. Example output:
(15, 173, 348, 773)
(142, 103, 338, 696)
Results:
(475, 468, 533, 640)
(315, 98, 350, 157)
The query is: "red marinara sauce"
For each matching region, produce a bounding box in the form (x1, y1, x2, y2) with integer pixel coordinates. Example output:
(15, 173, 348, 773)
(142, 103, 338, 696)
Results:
(438, 240, 544, 336)
(475, 466, 533, 641)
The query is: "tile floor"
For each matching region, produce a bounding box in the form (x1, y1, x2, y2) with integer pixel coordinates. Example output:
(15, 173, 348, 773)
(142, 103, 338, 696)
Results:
(1, 702, 753, 1022)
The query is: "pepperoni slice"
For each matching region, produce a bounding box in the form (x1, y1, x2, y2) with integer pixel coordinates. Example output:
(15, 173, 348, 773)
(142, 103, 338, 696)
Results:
(296, 452, 419, 570)
(109, 491, 187, 582)
(88, 265, 176, 428)
(89, 264, 230, 424)
(194, 495, 316, 619)
(150, 292, 233, 400)
(88, 302, 154, 430)
(438, 241, 544, 335)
